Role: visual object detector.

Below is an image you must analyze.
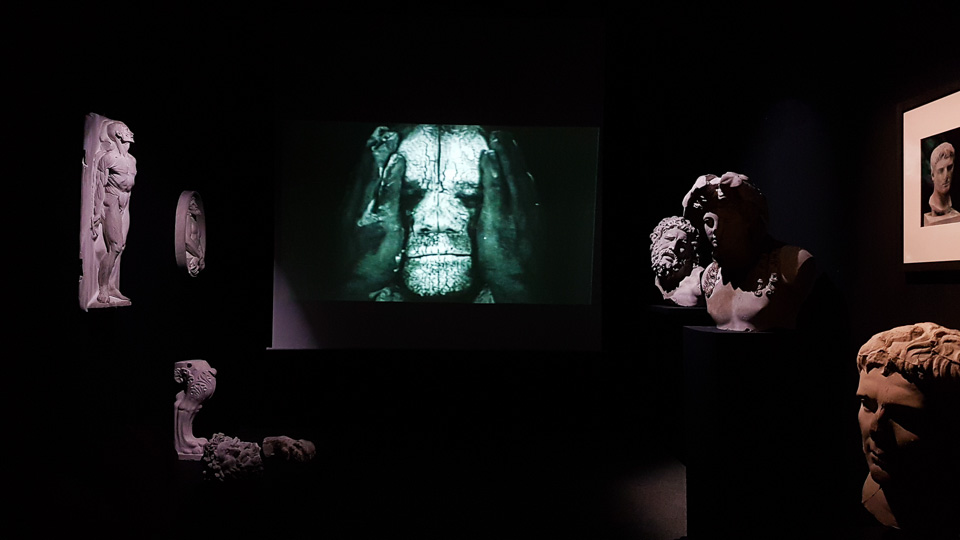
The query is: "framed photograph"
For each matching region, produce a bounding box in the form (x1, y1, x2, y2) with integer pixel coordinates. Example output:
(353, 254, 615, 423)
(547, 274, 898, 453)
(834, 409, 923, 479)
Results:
(903, 89, 960, 265)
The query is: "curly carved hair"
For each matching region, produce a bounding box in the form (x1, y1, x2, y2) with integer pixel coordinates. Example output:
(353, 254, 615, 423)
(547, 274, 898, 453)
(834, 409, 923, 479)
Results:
(650, 216, 699, 246)
(930, 142, 955, 175)
(681, 173, 769, 234)
(650, 216, 701, 267)
(857, 323, 960, 389)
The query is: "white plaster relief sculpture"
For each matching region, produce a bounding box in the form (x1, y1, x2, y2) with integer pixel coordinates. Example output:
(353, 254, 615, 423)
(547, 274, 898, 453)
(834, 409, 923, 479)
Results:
(682, 172, 815, 331)
(174, 360, 217, 460)
(924, 142, 960, 226)
(855, 323, 959, 536)
(79, 113, 137, 310)
(175, 191, 206, 276)
(650, 216, 705, 307)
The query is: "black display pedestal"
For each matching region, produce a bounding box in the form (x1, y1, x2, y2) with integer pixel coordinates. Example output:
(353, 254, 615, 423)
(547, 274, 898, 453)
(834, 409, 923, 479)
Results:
(644, 305, 714, 462)
(682, 326, 849, 538)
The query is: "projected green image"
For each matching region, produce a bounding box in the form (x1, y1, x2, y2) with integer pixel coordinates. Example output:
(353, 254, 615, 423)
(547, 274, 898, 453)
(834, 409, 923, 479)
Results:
(274, 121, 597, 311)
(344, 125, 543, 303)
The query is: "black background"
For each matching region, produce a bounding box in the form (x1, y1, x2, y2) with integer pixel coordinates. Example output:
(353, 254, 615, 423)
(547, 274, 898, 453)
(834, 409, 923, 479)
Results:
(18, 10, 960, 539)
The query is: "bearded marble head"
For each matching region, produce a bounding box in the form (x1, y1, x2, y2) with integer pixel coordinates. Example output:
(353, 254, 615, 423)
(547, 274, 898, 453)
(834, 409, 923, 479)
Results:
(650, 216, 700, 280)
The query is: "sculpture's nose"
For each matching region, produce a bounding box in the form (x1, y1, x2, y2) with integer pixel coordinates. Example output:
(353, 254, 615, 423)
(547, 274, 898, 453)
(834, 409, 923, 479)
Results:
(867, 407, 886, 434)
(413, 191, 466, 234)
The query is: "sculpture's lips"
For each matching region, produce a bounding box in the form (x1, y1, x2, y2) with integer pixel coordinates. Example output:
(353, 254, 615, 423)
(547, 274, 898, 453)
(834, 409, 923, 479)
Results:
(407, 252, 470, 259)
(405, 232, 472, 260)
(866, 448, 891, 468)
(406, 241, 471, 258)
(867, 453, 889, 477)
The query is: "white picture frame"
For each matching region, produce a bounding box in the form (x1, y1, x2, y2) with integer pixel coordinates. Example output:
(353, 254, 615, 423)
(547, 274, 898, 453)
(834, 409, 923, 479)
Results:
(902, 89, 960, 265)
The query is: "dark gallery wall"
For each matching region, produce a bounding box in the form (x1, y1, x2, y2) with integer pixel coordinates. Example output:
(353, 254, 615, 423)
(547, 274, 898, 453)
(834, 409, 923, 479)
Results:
(35, 17, 620, 539)
(616, 10, 960, 343)
(24, 11, 960, 538)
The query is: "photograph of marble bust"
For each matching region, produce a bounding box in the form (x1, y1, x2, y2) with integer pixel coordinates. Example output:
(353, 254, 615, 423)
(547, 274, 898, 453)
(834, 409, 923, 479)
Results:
(649, 216, 704, 307)
(682, 172, 815, 331)
(855, 323, 959, 536)
(922, 134, 960, 227)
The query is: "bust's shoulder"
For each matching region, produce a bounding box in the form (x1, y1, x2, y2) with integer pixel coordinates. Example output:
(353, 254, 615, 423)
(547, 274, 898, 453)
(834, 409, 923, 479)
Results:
(776, 245, 815, 283)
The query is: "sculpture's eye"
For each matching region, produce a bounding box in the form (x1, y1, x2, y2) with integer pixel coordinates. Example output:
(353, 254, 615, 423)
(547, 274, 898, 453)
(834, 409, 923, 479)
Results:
(458, 191, 482, 209)
(187, 363, 193, 368)
(400, 185, 424, 213)
(859, 395, 877, 413)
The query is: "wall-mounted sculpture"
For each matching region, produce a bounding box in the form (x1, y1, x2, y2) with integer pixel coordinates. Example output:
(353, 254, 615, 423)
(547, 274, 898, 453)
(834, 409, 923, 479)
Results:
(174, 360, 217, 460)
(924, 142, 960, 226)
(855, 322, 959, 535)
(649, 216, 705, 307)
(175, 191, 206, 276)
(682, 172, 815, 331)
(79, 113, 137, 310)
(344, 125, 539, 303)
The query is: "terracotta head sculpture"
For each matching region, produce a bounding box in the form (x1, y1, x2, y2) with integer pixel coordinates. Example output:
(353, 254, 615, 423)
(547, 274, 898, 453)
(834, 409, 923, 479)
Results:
(856, 322, 960, 533)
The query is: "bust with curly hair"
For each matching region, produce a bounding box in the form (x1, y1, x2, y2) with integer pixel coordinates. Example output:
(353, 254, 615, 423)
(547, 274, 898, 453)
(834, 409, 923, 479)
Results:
(649, 216, 705, 306)
(681, 172, 816, 331)
(855, 322, 960, 535)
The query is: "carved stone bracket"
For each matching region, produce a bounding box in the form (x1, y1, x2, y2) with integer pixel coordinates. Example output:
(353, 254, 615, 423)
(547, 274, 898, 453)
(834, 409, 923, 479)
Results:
(174, 360, 217, 460)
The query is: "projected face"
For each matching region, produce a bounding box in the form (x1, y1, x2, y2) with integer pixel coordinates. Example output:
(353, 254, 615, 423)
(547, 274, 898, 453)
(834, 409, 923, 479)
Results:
(397, 125, 488, 297)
